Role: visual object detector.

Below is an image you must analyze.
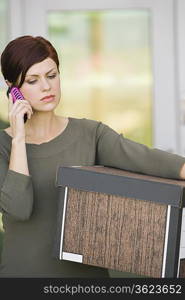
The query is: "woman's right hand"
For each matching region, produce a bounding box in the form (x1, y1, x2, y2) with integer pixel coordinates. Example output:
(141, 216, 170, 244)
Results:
(8, 94, 33, 141)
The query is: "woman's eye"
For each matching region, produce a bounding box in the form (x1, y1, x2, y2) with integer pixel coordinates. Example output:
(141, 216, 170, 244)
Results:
(26, 73, 57, 84)
(48, 73, 56, 79)
(27, 80, 37, 85)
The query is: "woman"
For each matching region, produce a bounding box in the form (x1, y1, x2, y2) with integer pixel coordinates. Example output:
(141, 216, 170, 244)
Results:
(0, 35, 185, 278)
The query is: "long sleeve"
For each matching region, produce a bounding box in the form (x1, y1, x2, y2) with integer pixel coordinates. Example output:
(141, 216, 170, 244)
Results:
(96, 122, 185, 179)
(0, 152, 34, 221)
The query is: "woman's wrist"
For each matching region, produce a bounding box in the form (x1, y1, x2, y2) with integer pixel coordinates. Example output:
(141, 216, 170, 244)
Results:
(12, 136, 26, 144)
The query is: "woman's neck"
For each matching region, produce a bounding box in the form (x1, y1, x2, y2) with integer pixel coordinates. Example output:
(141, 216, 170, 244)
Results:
(5, 111, 68, 144)
(25, 111, 64, 141)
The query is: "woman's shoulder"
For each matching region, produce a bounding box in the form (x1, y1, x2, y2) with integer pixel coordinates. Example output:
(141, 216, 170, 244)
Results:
(0, 127, 11, 139)
(0, 127, 11, 157)
(69, 116, 113, 139)
(1, 127, 12, 137)
(70, 116, 103, 130)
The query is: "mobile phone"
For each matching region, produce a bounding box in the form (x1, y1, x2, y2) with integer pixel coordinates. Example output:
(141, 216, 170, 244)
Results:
(10, 87, 24, 103)
(8, 87, 27, 123)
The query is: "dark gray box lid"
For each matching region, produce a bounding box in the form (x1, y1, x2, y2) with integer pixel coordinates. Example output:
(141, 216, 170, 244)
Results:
(56, 166, 185, 208)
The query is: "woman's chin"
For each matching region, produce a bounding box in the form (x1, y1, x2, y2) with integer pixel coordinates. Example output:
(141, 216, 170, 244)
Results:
(33, 103, 59, 113)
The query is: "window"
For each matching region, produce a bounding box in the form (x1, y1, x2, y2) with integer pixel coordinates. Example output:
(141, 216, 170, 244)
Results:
(48, 10, 153, 146)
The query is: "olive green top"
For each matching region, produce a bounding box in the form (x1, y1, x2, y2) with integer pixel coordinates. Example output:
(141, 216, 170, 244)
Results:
(0, 117, 185, 277)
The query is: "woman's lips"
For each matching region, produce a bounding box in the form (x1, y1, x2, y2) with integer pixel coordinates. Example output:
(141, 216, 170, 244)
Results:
(41, 95, 55, 102)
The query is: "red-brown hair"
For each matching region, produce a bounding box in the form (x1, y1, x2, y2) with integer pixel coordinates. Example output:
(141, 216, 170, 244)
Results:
(0, 35, 60, 87)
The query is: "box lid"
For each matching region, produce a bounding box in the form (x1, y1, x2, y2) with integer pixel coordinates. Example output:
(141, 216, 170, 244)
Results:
(56, 166, 185, 208)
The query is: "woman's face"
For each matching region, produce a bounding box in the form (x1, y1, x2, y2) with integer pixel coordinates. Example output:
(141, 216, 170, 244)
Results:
(20, 57, 61, 112)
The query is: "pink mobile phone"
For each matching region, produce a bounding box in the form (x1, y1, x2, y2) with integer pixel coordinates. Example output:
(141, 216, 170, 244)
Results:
(9, 87, 27, 122)
(10, 87, 24, 103)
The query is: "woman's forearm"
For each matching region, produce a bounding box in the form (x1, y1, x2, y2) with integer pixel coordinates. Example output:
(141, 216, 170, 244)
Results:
(9, 138, 29, 176)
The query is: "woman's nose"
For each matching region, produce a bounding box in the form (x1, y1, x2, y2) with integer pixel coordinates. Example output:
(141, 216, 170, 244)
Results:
(40, 78, 51, 91)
